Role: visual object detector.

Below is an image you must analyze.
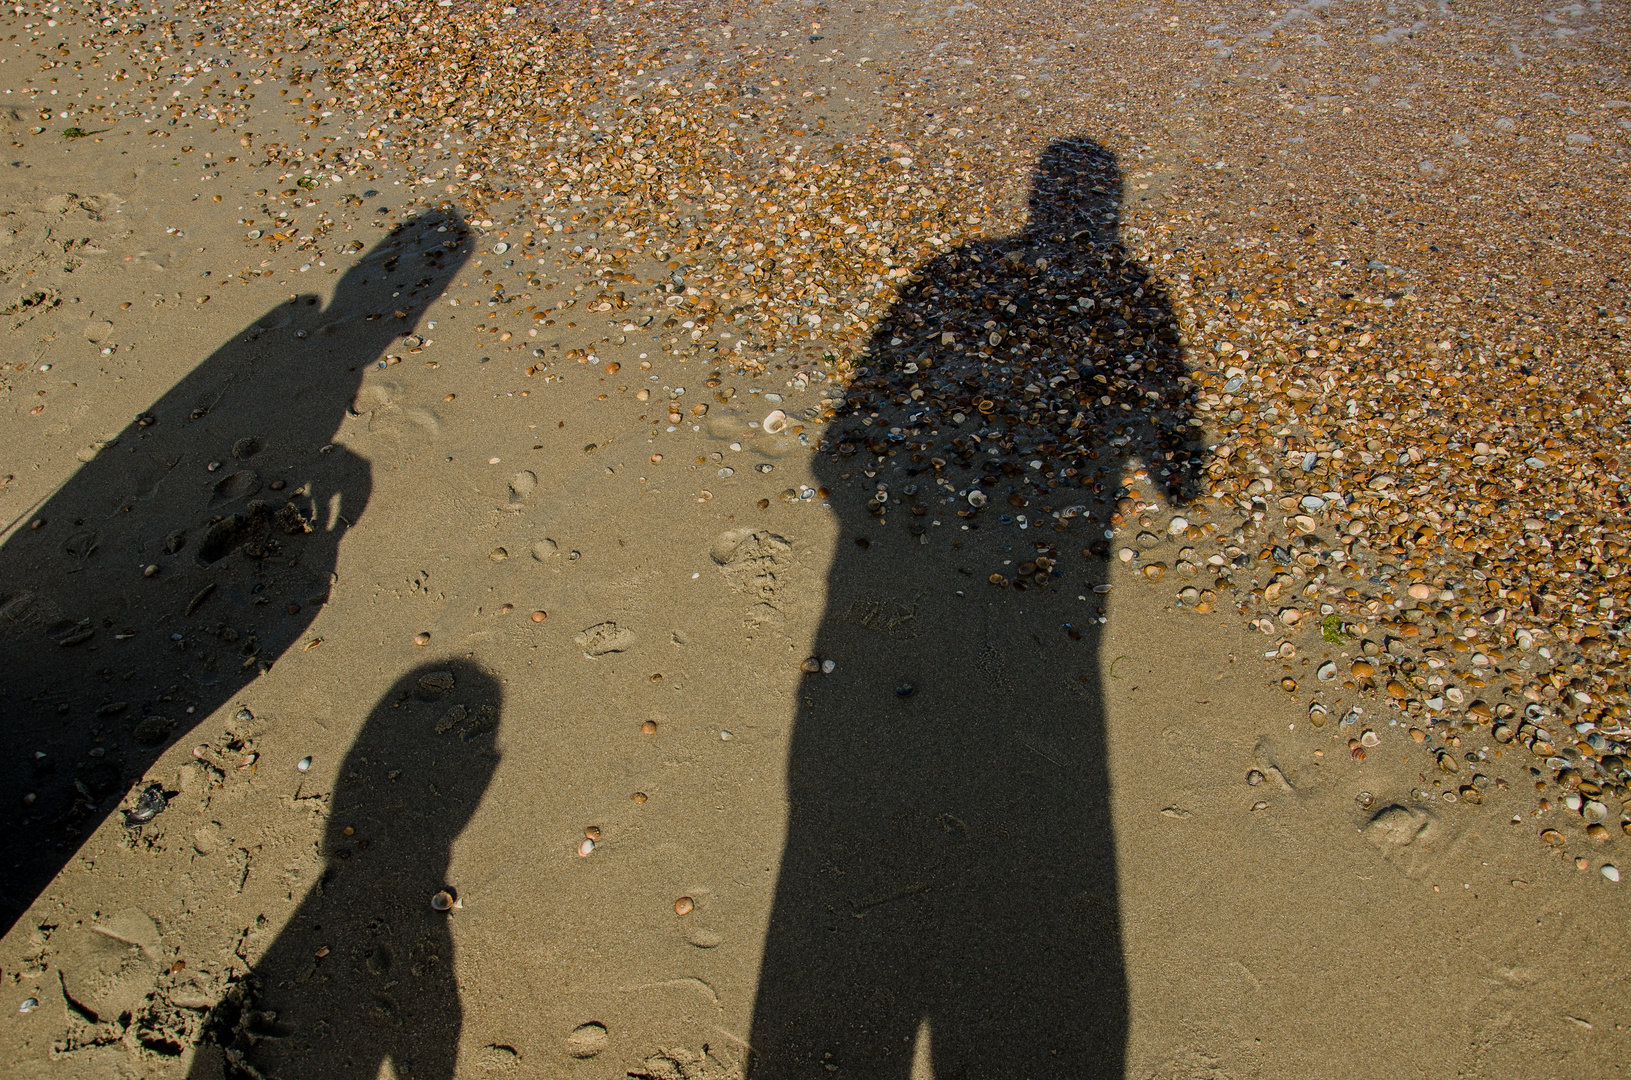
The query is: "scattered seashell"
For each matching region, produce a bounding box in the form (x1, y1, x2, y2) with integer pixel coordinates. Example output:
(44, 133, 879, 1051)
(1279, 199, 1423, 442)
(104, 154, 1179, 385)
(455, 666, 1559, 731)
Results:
(1317, 660, 1337, 682)
(585, 825, 602, 841)
(1541, 828, 1565, 846)
(1246, 769, 1265, 786)
(641, 720, 658, 734)
(237, 752, 258, 770)
(431, 889, 461, 911)
(578, 838, 596, 857)
(762, 409, 788, 434)
(414, 631, 431, 646)
(1604, 864, 1621, 883)
(297, 756, 312, 772)
(674, 895, 695, 916)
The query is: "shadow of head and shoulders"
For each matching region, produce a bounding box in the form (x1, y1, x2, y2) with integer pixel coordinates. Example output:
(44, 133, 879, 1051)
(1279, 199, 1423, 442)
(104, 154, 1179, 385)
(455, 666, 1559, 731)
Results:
(0, 208, 471, 934)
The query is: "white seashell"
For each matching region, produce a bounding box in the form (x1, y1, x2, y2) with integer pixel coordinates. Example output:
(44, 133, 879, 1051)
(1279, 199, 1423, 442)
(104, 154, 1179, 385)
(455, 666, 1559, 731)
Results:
(1092, 583, 1113, 594)
(1166, 515, 1189, 536)
(1604, 865, 1621, 883)
(1360, 730, 1380, 747)
(1118, 547, 1136, 562)
(1317, 660, 1337, 682)
(967, 490, 988, 508)
(493, 241, 509, 254)
(578, 838, 596, 857)
(297, 756, 312, 772)
(1564, 794, 1583, 812)
(1583, 800, 1608, 823)
(821, 659, 836, 674)
(762, 409, 788, 434)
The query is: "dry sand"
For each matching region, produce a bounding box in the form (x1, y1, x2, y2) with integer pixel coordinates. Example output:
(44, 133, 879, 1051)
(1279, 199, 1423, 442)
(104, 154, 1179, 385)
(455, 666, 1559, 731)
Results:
(1, 2, 1627, 1079)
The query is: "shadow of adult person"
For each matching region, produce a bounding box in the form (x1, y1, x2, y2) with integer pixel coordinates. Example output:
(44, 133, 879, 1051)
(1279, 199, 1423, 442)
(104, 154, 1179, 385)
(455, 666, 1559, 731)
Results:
(748, 138, 1204, 1077)
(0, 208, 471, 935)
(186, 659, 502, 1080)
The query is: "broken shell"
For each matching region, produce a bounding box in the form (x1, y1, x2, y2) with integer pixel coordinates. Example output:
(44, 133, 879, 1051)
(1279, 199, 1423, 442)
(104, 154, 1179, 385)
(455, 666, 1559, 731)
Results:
(578, 838, 596, 857)
(674, 895, 695, 916)
(237, 752, 258, 770)
(1360, 730, 1380, 747)
(967, 490, 988, 509)
(632, 791, 648, 803)
(1246, 769, 1265, 786)
(762, 409, 788, 435)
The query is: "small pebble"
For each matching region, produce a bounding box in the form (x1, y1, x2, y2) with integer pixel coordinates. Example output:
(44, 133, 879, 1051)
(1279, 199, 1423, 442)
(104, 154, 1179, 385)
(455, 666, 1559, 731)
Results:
(632, 791, 648, 803)
(802, 657, 821, 673)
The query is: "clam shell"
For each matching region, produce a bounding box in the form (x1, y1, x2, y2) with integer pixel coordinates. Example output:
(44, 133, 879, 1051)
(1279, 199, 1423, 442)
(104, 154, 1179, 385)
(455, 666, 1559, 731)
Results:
(762, 409, 788, 434)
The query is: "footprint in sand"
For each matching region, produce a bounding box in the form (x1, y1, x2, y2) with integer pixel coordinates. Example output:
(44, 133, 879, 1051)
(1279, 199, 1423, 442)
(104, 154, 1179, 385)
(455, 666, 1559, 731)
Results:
(507, 469, 537, 507)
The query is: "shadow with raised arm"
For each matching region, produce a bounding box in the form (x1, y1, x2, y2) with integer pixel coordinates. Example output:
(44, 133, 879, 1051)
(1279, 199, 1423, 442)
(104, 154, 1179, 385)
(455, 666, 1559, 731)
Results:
(0, 209, 470, 935)
(748, 136, 1203, 1078)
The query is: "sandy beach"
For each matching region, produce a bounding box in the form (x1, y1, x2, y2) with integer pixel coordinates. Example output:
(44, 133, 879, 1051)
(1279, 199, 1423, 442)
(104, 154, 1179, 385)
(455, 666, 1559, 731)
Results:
(1, 2, 1628, 1077)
